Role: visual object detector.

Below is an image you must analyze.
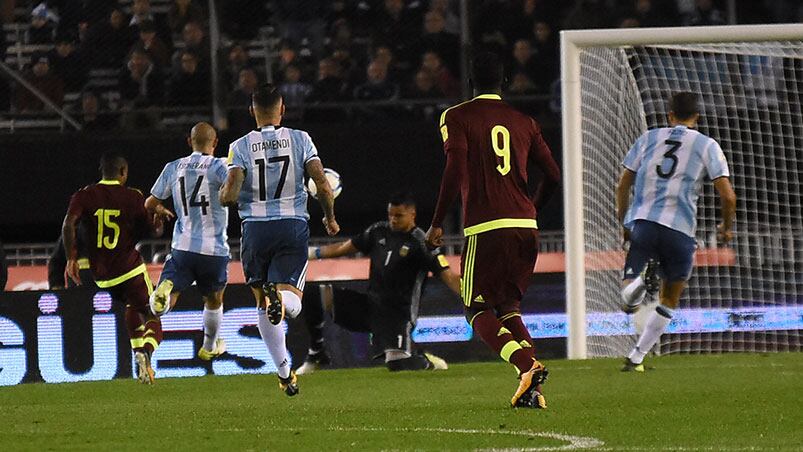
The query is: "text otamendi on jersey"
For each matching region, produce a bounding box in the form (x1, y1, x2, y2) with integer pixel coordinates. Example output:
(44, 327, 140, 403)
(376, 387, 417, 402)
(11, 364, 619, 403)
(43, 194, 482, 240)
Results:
(251, 139, 290, 152)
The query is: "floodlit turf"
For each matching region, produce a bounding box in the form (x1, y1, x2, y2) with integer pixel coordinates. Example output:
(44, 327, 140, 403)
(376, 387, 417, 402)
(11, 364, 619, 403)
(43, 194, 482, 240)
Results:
(1, 353, 801, 451)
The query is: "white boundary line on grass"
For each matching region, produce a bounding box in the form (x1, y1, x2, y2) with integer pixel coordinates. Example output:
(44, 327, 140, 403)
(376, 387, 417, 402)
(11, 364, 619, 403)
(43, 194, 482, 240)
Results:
(331, 426, 604, 451)
(221, 426, 605, 450)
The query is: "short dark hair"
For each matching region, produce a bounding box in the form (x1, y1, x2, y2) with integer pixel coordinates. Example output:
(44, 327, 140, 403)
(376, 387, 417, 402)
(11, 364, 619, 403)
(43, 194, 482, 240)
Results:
(470, 51, 504, 92)
(99, 152, 127, 178)
(252, 83, 282, 111)
(388, 191, 417, 208)
(669, 92, 699, 121)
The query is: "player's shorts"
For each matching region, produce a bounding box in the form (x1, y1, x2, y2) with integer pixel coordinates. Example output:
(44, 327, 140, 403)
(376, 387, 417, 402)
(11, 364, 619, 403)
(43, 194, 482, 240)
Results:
(106, 271, 153, 312)
(624, 220, 697, 282)
(159, 249, 229, 295)
(331, 287, 413, 356)
(461, 227, 538, 314)
(241, 219, 309, 290)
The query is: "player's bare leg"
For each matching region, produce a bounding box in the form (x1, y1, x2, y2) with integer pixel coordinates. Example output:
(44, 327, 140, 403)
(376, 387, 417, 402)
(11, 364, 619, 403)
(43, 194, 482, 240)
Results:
(252, 285, 299, 396)
(198, 289, 226, 360)
(624, 280, 684, 371)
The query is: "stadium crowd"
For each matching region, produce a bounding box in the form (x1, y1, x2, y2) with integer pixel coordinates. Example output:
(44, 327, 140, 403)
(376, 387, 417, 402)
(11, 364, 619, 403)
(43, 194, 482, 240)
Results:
(0, 0, 800, 130)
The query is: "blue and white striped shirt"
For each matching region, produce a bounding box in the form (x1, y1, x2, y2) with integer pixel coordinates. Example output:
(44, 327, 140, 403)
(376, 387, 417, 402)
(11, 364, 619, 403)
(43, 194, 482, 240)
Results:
(623, 125, 730, 238)
(151, 152, 230, 256)
(227, 125, 320, 222)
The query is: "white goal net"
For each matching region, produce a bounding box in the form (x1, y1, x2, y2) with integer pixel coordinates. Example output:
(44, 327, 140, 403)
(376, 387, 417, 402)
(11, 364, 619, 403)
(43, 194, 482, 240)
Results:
(563, 25, 803, 358)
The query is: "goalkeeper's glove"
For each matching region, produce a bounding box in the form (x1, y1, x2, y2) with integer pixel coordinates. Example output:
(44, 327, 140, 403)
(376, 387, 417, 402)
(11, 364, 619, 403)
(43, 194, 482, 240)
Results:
(308, 247, 322, 260)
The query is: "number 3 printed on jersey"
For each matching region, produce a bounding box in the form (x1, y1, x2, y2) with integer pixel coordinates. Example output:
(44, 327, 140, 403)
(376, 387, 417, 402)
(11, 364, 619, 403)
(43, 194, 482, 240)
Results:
(491, 125, 511, 176)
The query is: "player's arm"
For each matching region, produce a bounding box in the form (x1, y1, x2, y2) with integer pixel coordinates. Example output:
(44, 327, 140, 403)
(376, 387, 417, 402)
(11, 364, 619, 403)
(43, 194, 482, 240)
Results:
(427, 109, 467, 247)
(47, 235, 67, 289)
(713, 177, 736, 243)
(306, 158, 339, 236)
(308, 240, 359, 260)
(528, 121, 561, 212)
(219, 167, 244, 207)
(615, 169, 637, 243)
(438, 267, 461, 297)
(61, 208, 82, 286)
(144, 195, 176, 222)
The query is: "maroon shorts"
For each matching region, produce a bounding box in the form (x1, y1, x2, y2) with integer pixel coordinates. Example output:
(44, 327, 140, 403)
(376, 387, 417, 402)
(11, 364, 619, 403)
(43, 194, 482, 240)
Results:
(460, 228, 538, 314)
(106, 272, 153, 311)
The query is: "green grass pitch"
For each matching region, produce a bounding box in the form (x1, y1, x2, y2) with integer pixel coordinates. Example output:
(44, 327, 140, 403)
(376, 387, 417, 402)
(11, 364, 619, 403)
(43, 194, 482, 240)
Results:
(1, 353, 801, 451)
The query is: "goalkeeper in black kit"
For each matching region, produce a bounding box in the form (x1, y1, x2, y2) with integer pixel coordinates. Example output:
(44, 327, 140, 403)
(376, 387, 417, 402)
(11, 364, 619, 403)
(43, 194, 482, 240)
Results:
(300, 192, 462, 373)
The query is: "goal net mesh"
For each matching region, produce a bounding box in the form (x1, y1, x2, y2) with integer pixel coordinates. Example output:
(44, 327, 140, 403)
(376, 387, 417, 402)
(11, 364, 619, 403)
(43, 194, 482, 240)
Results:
(579, 41, 803, 357)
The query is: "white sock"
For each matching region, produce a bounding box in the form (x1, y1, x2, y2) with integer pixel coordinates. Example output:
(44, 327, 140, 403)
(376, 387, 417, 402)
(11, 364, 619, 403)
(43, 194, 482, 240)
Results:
(629, 305, 673, 364)
(621, 276, 646, 307)
(279, 290, 302, 319)
(257, 308, 291, 379)
(202, 306, 223, 351)
(384, 349, 411, 363)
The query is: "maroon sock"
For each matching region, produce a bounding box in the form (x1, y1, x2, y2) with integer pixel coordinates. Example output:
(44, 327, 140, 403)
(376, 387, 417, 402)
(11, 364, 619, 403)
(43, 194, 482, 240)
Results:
(125, 308, 163, 354)
(125, 307, 147, 353)
(470, 310, 534, 374)
(142, 315, 163, 355)
(500, 312, 535, 358)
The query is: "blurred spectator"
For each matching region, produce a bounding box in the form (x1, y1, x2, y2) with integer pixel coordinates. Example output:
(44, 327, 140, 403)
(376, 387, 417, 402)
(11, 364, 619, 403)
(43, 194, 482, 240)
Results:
(429, 0, 460, 35)
(226, 67, 258, 134)
(80, 90, 116, 131)
(374, 0, 424, 74)
(48, 34, 86, 92)
(416, 10, 460, 75)
(306, 57, 350, 121)
(129, 0, 154, 27)
(83, 8, 134, 68)
(26, 2, 58, 44)
(508, 40, 539, 90)
(223, 42, 252, 91)
(506, 72, 538, 95)
(684, 0, 726, 26)
(402, 68, 442, 120)
(272, 40, 307, 84)
(420, 50, 459, 98)
(404, 68, 442, 99)
(14, 53, 64, 113)
(308, 57, 350, 103)
(618, 16, 641, 28)
(168, 51, 210, 106)
(531, 21, 558, 93)
(173, 21, 209, 71)
(168, 0, 206, 35)
(130, 0, 171, 46)
(119, 48, 163, 129)
(276, 0, 326, 57)
(371, 44, 403, 84)
(133, 20, 170, 68)
(353, 61, 399, 101)
(279, 64, 311, 109)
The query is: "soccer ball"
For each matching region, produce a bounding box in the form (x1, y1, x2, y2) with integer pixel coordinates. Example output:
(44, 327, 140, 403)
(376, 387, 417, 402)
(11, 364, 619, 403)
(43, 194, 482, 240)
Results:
(307, 168, 343, 199)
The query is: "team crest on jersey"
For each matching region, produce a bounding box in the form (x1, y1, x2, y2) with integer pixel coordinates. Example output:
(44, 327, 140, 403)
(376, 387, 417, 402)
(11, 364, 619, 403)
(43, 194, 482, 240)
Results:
(379, 238, 386, 246)
(399, 245, 410, 257)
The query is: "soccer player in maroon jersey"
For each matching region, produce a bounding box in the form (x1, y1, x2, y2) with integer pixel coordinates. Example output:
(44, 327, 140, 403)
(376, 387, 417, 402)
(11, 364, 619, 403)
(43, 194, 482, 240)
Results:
(62, 153, 172, 384)
(426, 52, 561, 409)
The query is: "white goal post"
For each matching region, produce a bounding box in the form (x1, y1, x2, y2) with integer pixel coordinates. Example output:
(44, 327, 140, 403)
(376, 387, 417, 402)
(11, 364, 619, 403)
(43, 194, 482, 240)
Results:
(561, 24, 803, 359)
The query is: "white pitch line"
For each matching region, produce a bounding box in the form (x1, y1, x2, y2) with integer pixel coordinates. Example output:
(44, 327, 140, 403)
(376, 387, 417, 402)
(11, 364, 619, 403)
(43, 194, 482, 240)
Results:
(213, 426, 605, 451)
